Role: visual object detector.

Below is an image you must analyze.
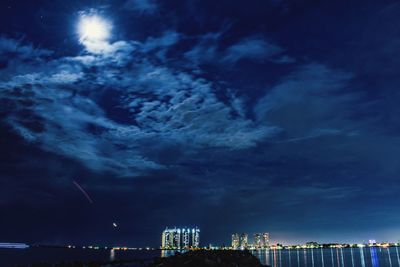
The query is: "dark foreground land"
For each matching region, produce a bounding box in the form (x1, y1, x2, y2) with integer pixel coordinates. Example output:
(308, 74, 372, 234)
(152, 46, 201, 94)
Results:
(146, 250, 268, 267)
(13, 259, 147, 267)
(11, 250, 267, 267)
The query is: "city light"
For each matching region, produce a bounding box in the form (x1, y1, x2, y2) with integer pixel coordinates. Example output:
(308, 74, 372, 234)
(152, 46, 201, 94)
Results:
(231, 232, 270, 250)
(161, 227, 200, 249)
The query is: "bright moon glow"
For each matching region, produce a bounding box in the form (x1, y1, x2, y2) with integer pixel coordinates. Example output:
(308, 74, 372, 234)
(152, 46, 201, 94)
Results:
(78, 15, 111, 43)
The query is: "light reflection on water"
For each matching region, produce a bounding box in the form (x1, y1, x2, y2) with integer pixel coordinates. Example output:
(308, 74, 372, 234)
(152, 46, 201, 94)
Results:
(160, 248, 398, 267)
(109, 248, 115, 261)
(252, 247, 398, 267)
(161, 249, 186, 258)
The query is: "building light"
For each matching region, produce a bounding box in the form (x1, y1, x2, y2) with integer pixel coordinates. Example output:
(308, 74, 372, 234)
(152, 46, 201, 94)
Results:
(161, 226, 200, 249)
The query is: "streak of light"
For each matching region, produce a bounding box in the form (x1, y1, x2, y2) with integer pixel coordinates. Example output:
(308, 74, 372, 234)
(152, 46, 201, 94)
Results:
(341, 248, 345, 267)
(360, 247, 366, 267)
(387, 248, 393, 267)
(395, 246, 400, 267)
(73, 180, 94, 204)
(297, 248, 300, 267)
(370, 247, 379, 267)
(311, 247, 315, 267)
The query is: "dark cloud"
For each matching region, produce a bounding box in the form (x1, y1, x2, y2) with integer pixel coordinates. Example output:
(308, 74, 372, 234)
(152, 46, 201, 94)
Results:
(0, 33, 279, 176)
(222, 36, 285, 63)
(123, 0, 158, 14)
(255, 63, 357, 140)
(184, 34, 295, 67)
(1, 0, 400, 246)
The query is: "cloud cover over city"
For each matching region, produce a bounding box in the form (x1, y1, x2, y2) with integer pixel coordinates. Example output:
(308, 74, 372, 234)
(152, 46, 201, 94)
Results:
(1, 0, 400, 246)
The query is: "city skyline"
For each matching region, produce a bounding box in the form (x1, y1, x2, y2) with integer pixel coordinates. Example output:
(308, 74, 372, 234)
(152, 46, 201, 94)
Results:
(1, 0, 400, 247)
(231, 232, 269, 249)
(161, 227, 200, 249)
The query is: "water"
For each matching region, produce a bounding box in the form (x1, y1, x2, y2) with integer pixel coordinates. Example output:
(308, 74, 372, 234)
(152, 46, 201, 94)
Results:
(0, 247, 158, 267)
(253, 247, 400, 267)
(0, 247, 398, 267)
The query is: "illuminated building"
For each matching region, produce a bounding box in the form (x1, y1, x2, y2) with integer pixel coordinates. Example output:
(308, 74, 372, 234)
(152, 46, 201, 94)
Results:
(182, 229, 190, 249)
(168, 229, 175, 247)
(240, 233, 248, 249)
(161, 227, 200, 249)
(232, 234, 240, 249)
(254, 233, 263, 249)
(261, 233, 269, 248)
(161, 230, 172, 249)
(192, 227, 200, 248)
(232, 232, 269, 249)
(174, 229, 181, 249)
(262, 233, 270, 248)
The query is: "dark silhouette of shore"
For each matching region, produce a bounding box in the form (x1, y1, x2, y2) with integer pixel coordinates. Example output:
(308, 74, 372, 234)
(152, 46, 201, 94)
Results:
(11, 250, 268, 267)
(13, 258, 149, 267)
(146, 250, 268, 267)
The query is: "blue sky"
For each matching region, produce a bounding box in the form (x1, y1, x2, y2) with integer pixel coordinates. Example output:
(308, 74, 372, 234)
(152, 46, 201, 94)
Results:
(1, 0, 400, 246)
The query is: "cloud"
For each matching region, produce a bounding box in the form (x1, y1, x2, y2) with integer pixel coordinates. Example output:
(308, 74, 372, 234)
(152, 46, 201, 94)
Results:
(222, 36, 284, 63)
(0, 37, 52, 60)
(123, 0, 158, 14)
(1, 71, 163, 175)
(184, 32, 221, 65)
(142, 31, 180, 52)
(119, 65, 279, 149)
(141, 31, 181, 60)
(184, 34, 294, 66)
(255, 63, 358, 140)
(0, 34, 277, 176)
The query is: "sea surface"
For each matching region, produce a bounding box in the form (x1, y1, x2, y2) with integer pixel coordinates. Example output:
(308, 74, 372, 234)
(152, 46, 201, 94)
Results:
(252, 247, 400, 267)
(0, 247, 399, 267)
(0, 247, 158, 267)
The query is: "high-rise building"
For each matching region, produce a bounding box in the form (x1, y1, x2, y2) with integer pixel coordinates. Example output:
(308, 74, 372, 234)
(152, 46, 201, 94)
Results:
(240, 233, 248, 249)
(161, 228, 176, 249)
(182, 229, 190, 249)
(173, 229, 181, 249)
(192, 227, 200, 248)
(161, 227, 200, 249)
(262, 233, 269, 248)
(254, 233, 263, 249)
(161, 230, 171, 248)
(232, 233, 240, 249)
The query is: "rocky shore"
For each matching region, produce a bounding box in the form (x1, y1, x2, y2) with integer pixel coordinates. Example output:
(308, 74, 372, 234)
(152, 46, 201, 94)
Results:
(146, 250, 268, 267)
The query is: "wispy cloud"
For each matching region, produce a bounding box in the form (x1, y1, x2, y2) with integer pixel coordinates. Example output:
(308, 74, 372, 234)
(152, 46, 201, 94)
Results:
(0, 34, 277, 176)
(0, 37, 52, 60)
(255, 63, 358, 140)
(185, 34, 295, 66)
(222, 36, 284, 63)
(123, 0, 158, 14)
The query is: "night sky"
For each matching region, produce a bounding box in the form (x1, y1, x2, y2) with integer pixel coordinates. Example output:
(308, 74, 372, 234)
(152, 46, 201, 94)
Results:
(1, 0, 400, 247)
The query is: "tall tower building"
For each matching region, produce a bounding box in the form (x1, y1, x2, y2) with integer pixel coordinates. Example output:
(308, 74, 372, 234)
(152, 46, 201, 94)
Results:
(240, 233, 248, 249)
(161, 228, 173, 249)
(254, 233, 263, 249)
(161, 227, 200, 249)
(173, 228, 181, 249)
(262, 233, 270, 248)
(192, 227, 200, 248)
(232, 233, 240, 249)
(182, 228, 190, 249)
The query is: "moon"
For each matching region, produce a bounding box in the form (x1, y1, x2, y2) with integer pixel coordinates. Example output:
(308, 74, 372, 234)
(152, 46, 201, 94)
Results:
(78, 14, 111, 43)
